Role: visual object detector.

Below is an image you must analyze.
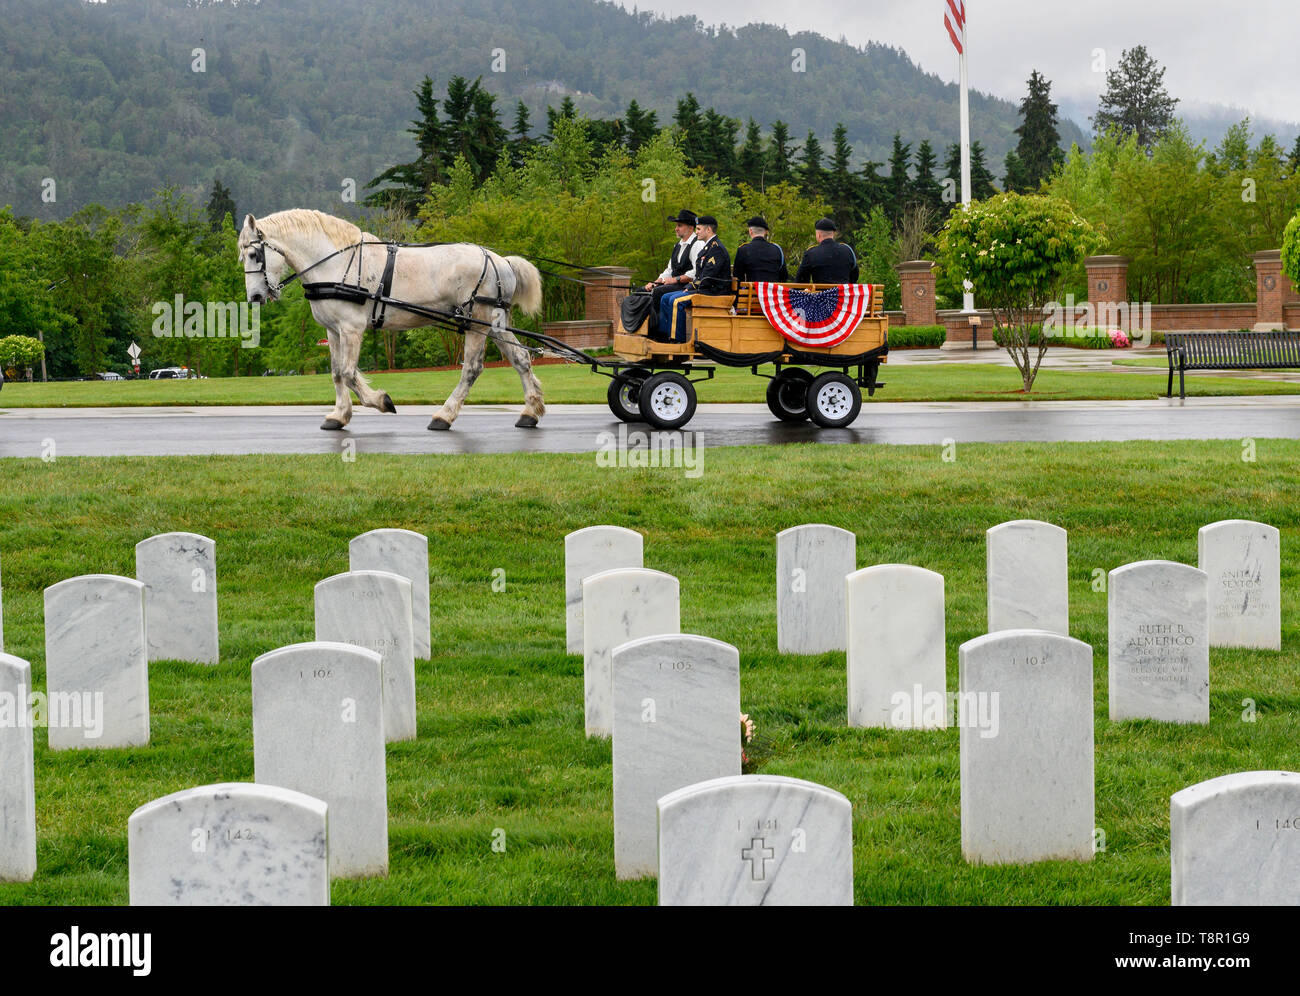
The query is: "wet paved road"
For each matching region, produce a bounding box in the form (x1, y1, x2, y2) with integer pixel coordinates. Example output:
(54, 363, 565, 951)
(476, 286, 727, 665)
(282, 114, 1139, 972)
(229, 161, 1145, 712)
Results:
(3, 398, 1300, 457)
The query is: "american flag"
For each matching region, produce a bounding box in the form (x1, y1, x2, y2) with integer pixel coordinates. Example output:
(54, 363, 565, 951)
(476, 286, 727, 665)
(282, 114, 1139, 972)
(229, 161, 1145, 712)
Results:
(945, 0, 966, 55)
(754, 283, 872, 348)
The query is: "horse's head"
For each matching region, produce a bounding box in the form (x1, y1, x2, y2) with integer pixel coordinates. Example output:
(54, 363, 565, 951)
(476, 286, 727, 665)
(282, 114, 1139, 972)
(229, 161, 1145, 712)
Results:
(239, 214, 288, 304)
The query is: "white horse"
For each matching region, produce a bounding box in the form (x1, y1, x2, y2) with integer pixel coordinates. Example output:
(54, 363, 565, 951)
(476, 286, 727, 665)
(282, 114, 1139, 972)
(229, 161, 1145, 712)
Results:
(238, 209, 545, 430)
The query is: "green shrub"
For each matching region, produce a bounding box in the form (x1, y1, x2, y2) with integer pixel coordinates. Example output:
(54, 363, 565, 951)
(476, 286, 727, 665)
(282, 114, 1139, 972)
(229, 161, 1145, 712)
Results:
(887, 325, 946, 348)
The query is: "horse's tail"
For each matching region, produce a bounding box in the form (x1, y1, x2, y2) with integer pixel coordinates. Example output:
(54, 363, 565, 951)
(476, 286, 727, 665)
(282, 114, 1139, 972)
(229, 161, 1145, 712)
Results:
(505, 256, 543, 317)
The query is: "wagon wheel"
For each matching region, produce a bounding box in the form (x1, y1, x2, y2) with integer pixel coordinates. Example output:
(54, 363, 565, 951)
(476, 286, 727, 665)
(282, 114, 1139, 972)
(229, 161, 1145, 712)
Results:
(765, 368, 813, 422)
(638, 371, 697, 430)
(607, 370, 650, 422)
(805, 371, 862, 428)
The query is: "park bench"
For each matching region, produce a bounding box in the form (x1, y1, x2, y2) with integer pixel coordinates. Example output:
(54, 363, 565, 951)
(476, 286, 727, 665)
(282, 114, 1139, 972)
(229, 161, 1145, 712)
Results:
(1165, 330, 1300, 399)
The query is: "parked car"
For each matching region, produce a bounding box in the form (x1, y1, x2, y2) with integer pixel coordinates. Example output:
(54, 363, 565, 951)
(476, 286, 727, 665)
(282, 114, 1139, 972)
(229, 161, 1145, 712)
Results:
(148, 367, 194, 380)
(94, 372, 124, 381)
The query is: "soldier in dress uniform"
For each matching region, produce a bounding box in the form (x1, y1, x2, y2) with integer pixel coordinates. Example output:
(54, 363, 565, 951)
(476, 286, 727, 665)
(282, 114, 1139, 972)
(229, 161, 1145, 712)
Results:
(732, 216, 788, 284)
(644, 208, 702, 337)
(658, 215, 731, 343)
(794, 217, 860, 284)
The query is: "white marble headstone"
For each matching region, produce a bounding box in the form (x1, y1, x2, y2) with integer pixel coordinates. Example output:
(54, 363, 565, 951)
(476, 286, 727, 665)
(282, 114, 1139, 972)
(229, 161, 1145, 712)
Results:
(581, 568, 679, 738)
(43, 574, 150, 750)
(135, 531, 219, 664)
(252, 642, 388, 879)
(986, 519, 1068, 635)
(0, 653, 36, 882)
(846, 564, 947, 729)
(314, 570, 416, 742)
(612, 633, 741, 879)
(777, 524, 856, 654)
(350, 528, 431, 659)
(128, 782, 330, 905)
(1108, 561, 1209, 724)
(960, 629, 1094, 864)
(1197, 520, 1280, 650)
(565, 526, 643, 654)
(658, 775, 853, 905)
(1172, 770, 1300, 905)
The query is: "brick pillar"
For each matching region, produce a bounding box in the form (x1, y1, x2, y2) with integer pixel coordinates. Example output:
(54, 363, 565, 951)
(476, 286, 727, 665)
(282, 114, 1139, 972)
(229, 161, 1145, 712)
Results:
(1085, 255, 1129, 309)
(1253, 250, 1298, 331)
(895, 260, 937, 327)
(584, 266, 633, 327)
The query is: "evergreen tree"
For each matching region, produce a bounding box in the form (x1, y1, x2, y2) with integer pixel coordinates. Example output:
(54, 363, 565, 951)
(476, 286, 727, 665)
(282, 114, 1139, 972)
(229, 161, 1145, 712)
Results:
(857, 158, 887, 215)
(943, 141, 999, 203)
(544, 95, 578, 142)
(363, 76, 446, 214)
(624, 99, 658, 153)
(586, 117, 625, 147)
(799, 130, 825, 199)
(699, 107, 738, 178)
(1288, 134, 1300, 177)
(510, 101, 534, 166)
(1002, 149, 1030, 194)
(1008, 70, 1065, 190)
(673, 93, 705, 168)
(467, 86, 508, 178)
(767, 120, 795, 186)
(1092, 45, 1179, 148)
(205, 179, 236, 231)
(827, 123, 859, 233)
(912, 140, 944, 215)
(885, 134, 912, 225)
(737, 118, 766, 190)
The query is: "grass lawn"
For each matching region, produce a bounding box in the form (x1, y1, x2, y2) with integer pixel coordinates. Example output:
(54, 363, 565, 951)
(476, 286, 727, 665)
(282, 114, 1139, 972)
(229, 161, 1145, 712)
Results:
(3, 360, 1300, 408)
(1, 441, 1298, 905)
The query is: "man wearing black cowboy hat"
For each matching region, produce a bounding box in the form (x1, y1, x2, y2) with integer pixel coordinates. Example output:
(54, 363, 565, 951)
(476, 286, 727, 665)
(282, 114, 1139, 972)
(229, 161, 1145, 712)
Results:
(733, 215, 788, 284)
(658, 214, 731, 343)
(794, 217, 860, 284)
(643, 209, 702, 337)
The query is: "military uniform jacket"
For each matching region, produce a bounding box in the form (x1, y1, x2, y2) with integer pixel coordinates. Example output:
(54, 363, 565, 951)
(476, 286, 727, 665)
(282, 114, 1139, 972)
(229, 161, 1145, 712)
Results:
(794, 240, 859, 284)
(690, 236, 732, 294)
(733, 236, 789, 283)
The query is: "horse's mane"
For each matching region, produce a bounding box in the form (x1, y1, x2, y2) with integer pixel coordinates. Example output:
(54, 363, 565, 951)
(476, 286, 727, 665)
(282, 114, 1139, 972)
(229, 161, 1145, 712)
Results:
(257, 209, 363, 249)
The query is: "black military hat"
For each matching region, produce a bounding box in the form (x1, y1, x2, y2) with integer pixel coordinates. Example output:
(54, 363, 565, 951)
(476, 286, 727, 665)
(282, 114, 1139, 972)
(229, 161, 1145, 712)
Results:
(745, 216, 770, 229)
(696, 214, 718, 228)
(667, 209, 697, 225)
(815, 217, 837, 232)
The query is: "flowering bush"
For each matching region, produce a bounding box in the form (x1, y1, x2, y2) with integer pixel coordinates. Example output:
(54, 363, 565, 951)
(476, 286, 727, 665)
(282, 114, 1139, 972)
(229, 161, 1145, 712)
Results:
(939, 193, 1100, 390)
(1108, 328, 1131, 348)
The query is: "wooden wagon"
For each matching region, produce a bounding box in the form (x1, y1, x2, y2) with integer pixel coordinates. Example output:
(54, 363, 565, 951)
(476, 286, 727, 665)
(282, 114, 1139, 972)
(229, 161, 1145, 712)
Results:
(602, 281, 889, 429)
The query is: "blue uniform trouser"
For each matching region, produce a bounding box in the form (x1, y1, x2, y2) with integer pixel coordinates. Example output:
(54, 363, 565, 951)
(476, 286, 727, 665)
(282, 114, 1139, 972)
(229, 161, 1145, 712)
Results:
(659, 290, 694, 342)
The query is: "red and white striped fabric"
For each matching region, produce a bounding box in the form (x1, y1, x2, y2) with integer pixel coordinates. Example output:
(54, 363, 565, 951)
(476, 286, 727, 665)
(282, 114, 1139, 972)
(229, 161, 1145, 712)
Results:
(753, 283, 872, 349)
(945, 0, 966, 55)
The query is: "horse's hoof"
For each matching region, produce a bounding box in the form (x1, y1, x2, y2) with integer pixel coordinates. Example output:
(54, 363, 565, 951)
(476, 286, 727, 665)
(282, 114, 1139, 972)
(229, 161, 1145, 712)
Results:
(321, 419, 345, 431)
(379, 393, 397, 414)
(515, 415, 539, 429)
(427, 417, 451, 431)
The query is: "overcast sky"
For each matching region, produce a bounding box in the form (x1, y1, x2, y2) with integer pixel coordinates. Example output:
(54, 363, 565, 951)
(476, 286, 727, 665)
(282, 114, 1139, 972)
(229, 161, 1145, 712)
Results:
(620, 0, 1299, 128)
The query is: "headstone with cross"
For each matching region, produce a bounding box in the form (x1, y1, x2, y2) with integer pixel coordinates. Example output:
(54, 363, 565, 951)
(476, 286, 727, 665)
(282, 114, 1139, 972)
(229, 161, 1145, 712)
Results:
(657, 774, 853, 905)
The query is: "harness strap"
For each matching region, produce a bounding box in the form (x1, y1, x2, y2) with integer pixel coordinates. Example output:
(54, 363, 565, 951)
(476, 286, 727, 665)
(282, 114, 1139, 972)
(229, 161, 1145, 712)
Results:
(371, 244, 400, 329)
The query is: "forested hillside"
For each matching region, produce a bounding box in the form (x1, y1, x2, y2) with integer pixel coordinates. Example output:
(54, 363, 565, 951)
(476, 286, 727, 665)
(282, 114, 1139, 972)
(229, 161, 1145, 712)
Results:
(0, 0, 1086, 217)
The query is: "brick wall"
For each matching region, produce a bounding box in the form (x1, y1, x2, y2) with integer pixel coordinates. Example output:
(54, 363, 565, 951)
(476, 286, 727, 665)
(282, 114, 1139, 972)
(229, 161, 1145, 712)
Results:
(542, 320, 613, 350)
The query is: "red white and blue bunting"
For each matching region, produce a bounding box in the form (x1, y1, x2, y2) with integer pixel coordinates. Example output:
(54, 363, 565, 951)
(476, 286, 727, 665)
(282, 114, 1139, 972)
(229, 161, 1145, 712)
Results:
(753, 283, 872, 348)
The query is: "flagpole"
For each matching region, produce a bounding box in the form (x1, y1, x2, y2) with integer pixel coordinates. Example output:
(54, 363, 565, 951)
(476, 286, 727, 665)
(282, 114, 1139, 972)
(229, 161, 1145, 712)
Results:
(959, 4, 974, 312)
